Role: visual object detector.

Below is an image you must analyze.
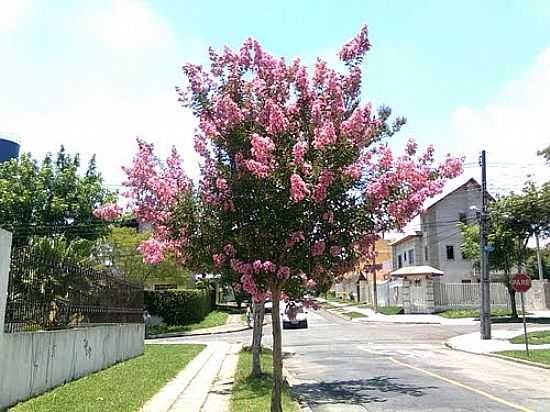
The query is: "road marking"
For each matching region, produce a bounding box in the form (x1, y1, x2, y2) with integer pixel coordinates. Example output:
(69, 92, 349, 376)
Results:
(357, 346, 534, 412)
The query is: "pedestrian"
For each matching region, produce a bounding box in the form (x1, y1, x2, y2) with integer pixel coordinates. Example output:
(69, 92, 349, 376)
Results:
(143, 307, 152, 338)
(245, 304, 252, 328)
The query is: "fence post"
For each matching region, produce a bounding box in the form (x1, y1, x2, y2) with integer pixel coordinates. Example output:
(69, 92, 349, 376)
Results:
(402, 279, 411, 314)
(425, 278, 435, 314)
(0, 229, 12, 335)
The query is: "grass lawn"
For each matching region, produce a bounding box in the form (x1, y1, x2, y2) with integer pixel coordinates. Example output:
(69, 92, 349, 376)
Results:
(498, 350, 550, 366)
(347, 311, 367, 319)
(9, 344, 205, 412)
(377, 306, 403, 315)
(510, 330, 550, 345)
(437, 308, 515, 319)
(148, 310, 229, 336)
(231, 348, 298, 412)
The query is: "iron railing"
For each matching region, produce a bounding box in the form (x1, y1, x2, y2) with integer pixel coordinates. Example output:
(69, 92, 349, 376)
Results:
(4, 248, 143, 333)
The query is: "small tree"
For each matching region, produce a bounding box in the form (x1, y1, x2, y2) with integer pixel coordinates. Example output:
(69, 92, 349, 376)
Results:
(114, 25, 462, 412)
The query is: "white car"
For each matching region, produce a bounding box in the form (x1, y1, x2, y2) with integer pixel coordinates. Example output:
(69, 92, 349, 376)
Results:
(282, 302, 308, 329)
(264, 300, 273, 313)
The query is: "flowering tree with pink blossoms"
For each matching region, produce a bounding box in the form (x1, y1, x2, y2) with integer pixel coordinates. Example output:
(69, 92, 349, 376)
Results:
(116, 26, 463, 412)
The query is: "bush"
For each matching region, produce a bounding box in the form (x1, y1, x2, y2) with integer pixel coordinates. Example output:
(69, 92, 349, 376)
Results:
(144, 289, 214, 326)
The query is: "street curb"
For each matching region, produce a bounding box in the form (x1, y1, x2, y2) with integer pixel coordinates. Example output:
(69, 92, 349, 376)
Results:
(145, 325, 251, 340)
(146, 319, 273, 339)
(283, 366, 314, 412)
(325, 308, 443, 325)
(444, 342, 550, 370)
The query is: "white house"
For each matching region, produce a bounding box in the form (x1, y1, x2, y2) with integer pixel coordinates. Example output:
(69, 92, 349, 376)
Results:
(391, 178, 489, 283)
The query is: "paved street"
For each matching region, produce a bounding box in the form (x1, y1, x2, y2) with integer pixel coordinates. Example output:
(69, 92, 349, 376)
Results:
(155, 310, 550, 411)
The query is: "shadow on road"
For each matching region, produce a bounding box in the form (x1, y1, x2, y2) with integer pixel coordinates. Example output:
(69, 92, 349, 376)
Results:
(292, 377, 438, 405)
(491, 317, 550, 324)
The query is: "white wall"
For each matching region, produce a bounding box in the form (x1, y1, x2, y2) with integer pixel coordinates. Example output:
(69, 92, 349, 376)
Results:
(423, 181, 480, 283)
(0, 229, 145, 410)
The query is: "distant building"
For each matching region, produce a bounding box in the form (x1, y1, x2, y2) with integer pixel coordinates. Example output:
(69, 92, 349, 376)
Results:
(390, 178, 491, 283)
(330, 239, 394, 301)
(0, 135, 20, 163)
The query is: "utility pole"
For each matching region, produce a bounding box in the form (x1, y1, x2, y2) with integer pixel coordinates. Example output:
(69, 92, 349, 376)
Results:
(480, 150, 491, 340)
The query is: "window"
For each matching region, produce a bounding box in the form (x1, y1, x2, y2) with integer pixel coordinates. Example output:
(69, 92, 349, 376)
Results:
(154, 284, 177, 291)
(414, 279, 422, 286)
(408, 249, 415, 265)
(461, 279, 472, 284)
(458, 212, 467, 224)
(404, 252, 407, 262)
(446, 245, 455, 260)
(398, 255, 403, 268)
(424, 246, 428, 262)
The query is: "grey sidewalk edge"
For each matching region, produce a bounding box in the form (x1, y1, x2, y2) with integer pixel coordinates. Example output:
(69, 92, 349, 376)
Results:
(146, 320, 272, 340)
(444, 341, 550, 370)
(324, 308, 443, 325)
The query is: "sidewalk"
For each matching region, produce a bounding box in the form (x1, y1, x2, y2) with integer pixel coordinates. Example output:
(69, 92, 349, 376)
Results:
(317, 298, 476, 325)
(142, 341, 242, 412)
(447, 326, 550, 354)
(147, 314, 251, 339)
(318, 298, 550, 326)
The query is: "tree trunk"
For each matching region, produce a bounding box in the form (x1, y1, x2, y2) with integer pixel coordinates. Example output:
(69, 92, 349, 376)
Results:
(251, 300, 265, 377)
(270, 287, 283, 412)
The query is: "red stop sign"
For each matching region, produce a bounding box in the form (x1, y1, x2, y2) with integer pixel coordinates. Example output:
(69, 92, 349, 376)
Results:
(511, 273, 532, 293)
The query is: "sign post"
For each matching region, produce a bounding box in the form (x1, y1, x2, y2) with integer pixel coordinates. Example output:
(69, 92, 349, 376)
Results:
(511, 273, 532, 357)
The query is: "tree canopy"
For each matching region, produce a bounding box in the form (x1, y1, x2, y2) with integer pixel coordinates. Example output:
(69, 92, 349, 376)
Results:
(0, 147, 116, 246)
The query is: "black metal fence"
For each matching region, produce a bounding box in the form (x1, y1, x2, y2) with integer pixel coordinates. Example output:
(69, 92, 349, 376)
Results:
(4, 248, 143, 333)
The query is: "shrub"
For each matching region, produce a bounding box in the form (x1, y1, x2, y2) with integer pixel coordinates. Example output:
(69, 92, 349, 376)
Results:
(144, 289, 214, 326)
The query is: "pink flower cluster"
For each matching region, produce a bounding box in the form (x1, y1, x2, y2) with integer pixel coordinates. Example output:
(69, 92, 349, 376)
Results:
(286, 231, 305, 247)
(292, 141, 308, 164)
(137, 239, 165, 265)
(250, 133, 275, 164)
(290, 174, 310, 202)
(338, 25, 371, 63)
(312, 170, 335, 203)
(313, 122, 337, 149)
(93, 203, 122, 221)
(311, 240, 326, 256)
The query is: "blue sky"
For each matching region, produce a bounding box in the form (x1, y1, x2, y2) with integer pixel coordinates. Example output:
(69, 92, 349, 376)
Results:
(1, 0, 549, 192)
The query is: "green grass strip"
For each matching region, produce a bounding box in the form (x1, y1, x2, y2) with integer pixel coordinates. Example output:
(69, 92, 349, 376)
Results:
(510, 330, 550, 345)
(498, 350, 550, 366)
(231, 348, 298, 412)
(347, 311, 367, 319)
(10, 344, 205, 412)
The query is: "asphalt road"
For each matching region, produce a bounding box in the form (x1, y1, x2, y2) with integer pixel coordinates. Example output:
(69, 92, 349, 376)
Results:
(154, 310, 550, 411)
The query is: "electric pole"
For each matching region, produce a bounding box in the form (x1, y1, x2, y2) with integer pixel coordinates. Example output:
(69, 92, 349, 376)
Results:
(480, 150, 491, 340)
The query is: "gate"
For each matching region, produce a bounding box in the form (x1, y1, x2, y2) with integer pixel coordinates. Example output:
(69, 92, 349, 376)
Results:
(409, 283, 429, 313)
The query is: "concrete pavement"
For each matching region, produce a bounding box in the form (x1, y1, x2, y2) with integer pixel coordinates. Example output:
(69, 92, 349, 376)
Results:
(157, 309, 550, 411)
(447, 326, 550, 354)
(142, 341, 241, 412)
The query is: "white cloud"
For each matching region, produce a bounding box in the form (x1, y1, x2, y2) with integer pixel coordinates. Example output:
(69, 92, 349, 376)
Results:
(0, 1, 202, 189)
(1, 92, 199, 186)
(77, 0, 174, 52)
(450, 48, 550, 193)
(0, 0, 32, 34)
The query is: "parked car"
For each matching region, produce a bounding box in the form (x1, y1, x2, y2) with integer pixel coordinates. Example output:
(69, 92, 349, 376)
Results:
(264, 299, 272, 313)
(282, 301, 308, 329)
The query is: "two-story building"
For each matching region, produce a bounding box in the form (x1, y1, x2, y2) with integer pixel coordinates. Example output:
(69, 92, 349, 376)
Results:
(391, 178, 489, 284)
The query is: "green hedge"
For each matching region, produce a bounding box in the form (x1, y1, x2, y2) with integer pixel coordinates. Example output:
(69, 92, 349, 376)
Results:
(144, 289, 214, 326)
